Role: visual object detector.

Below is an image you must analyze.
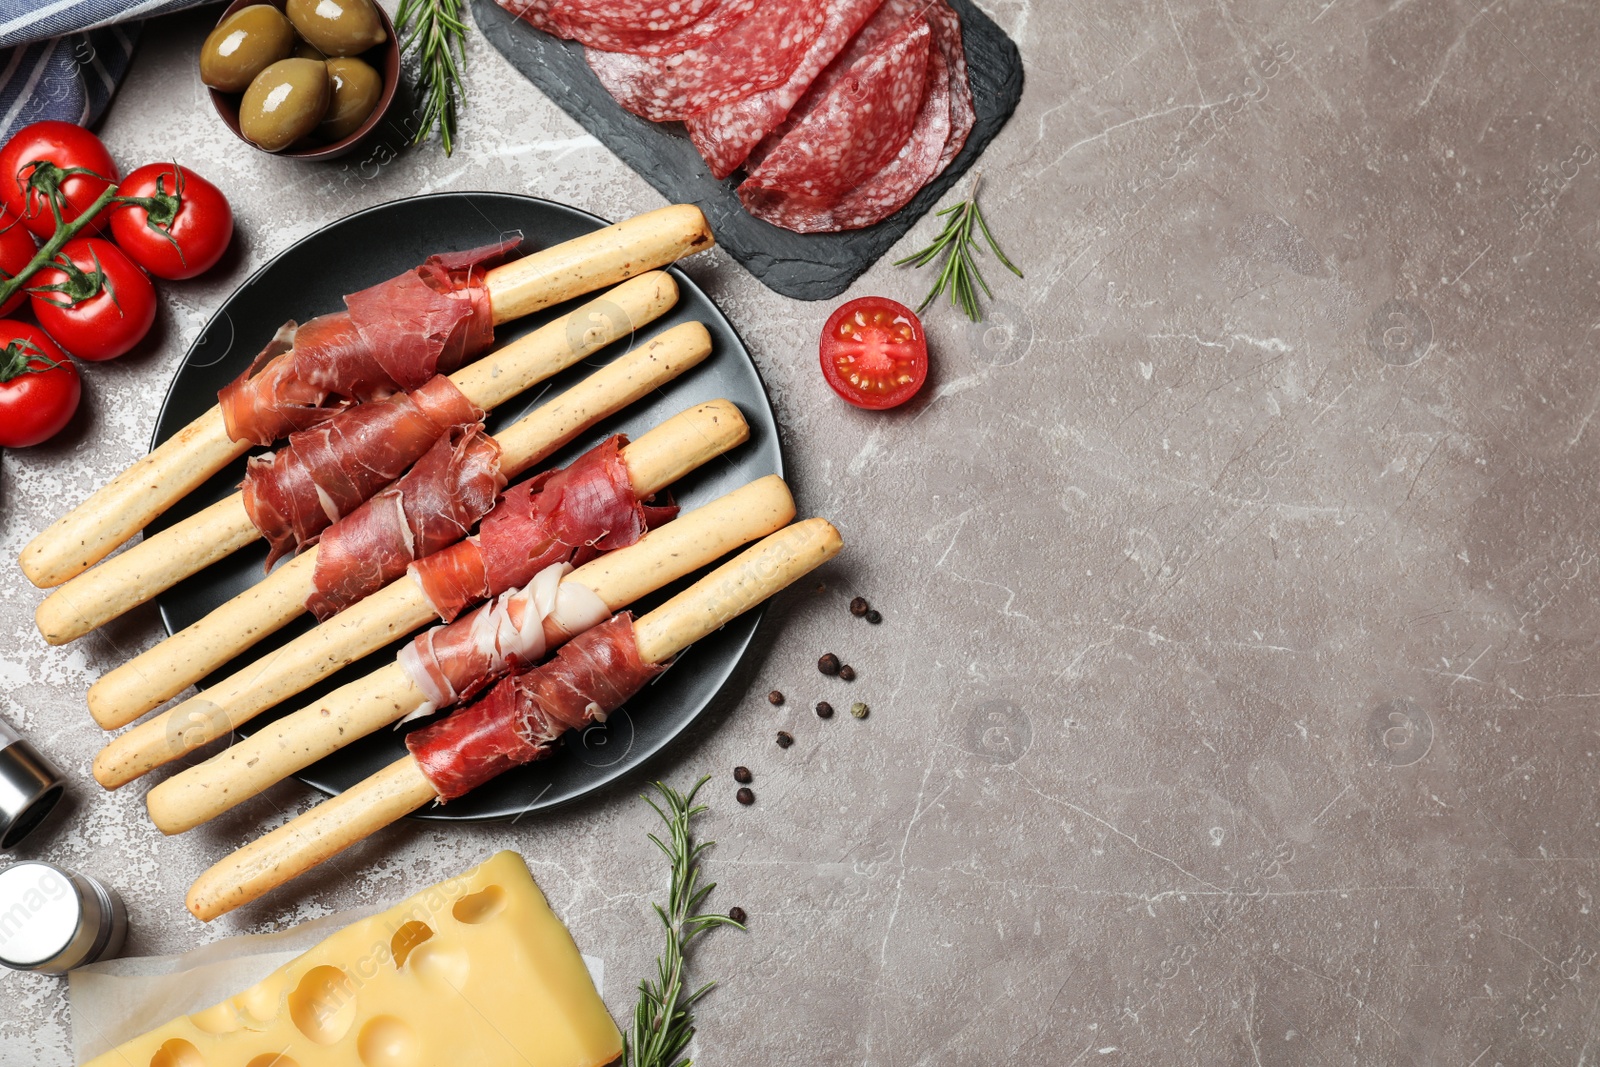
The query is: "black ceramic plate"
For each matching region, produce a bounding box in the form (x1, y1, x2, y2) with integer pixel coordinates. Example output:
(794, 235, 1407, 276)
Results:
(471, 0, 1024, 301)
(146, 192, 782, 821)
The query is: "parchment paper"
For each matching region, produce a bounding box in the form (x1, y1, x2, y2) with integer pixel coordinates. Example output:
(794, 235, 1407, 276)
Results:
(66, 907, 604, 1064)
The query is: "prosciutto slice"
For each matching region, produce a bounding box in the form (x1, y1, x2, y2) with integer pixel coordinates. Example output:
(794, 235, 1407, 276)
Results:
(586, 0, 827, 122)
(740, 17, 930, 202)
(409, 435, 677, 623)
(219, 237, 520, 447)
(241, 376, 481, 568)
(406, 613, 660, 801)
(685, 0, 887, 180)
(396, 561, 611, 719)
(306, 427, 506, 621)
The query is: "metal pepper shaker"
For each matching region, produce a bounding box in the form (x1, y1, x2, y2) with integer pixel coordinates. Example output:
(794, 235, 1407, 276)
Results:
(0, 862, 127, 974)
(0, 714, 64, 849)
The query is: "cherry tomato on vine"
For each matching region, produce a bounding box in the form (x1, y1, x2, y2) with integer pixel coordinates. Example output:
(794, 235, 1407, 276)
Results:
(819, 296, 929, 410)
(109, 163, 232, 280)
(30, 238, 156, 362)
(0, 212, 38, 316)
(0, 122, 118, 240)
(0, 321, 79, 447)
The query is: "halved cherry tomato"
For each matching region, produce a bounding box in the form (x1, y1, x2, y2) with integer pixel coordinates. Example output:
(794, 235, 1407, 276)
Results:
(109, 163, 233, 280)
(0, 122, 118, 239)
(0, 321, 79, 447)
(30, 237, 156, 362)
(820, 296, 928, 410)
(0, 212, 37, 316)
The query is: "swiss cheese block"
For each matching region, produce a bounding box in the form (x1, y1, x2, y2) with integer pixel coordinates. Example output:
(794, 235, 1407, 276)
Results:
(84, 851, 622, 1067)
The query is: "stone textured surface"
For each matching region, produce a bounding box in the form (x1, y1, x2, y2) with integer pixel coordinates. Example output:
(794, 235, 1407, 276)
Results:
(3, 0, 1600, 1063)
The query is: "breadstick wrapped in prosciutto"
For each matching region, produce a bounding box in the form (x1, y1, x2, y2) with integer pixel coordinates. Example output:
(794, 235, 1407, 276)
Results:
(92, 400, 750, 789)
(21, 204, 715, 589)
(185, 517, 843, 921)
(36, 270, 682, 645)
(146, 475, 796, 834)
(84, 322, 713, 728)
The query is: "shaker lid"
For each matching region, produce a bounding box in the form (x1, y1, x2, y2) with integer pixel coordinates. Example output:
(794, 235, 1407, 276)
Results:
(0, 739, 64, 849)
(0, 862, 84, 969)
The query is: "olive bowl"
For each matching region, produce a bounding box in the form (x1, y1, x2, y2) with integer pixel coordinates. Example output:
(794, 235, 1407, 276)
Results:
(206, 0, 401, 161)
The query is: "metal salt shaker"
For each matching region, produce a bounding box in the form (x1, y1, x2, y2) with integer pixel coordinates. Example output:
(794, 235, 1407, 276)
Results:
(0, 862, 127, 974)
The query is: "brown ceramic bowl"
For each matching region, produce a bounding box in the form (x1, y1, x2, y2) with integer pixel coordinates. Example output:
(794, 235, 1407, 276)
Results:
(206, 0, 400, 161)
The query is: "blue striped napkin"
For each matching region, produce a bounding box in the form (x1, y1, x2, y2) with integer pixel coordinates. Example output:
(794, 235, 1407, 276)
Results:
(0, 1, 215, 140)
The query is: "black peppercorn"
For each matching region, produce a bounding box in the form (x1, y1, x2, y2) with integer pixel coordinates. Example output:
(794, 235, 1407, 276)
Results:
(767, 689, 785, 706)
(850, 596, 869, 617)
(736, 787, 755, 806)
(734, 766, 752, 784)
(838, 664, 856, 682)
(728, 906, 747, 924)
(818, 653, 841, 676)
(865, 609, 882, 624)
(776, 730, 794, 748)
(815, 701, 834, 719)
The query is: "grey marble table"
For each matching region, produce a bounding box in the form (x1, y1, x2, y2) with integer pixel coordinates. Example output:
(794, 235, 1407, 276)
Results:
(4, 1, 1599, 1063)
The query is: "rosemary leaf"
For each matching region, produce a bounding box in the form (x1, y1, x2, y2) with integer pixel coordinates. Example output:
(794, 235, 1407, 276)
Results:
(397, 0, 470, 156)
(626, 776, 743, 1067)
(896, 174, 1022, 323)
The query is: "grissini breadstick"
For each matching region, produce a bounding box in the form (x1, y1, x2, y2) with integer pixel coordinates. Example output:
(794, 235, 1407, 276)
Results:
(20, 204, 714, 589)
(85, 321, 715, 729)
(92, 400, 750, 789)
(146, 475, 797, 834)
(184, 517, 843, 921)
(35, 271, 681, 646)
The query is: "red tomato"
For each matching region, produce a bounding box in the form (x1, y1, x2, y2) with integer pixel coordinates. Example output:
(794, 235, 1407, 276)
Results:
(820, 297, 929, 410)
(108, 163, 232, 280)
(0, 121, 118, 239)
(0, 212, 37, 316)
(30, 238, 156, 362)
(0, 321, 79, 447)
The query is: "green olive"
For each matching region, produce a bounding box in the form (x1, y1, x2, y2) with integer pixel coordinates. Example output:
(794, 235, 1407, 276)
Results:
(200, 5, 295, 93)
(239, 58, 330, 152)
(285, 0, 386, 57)
(318, 57, 382, 141)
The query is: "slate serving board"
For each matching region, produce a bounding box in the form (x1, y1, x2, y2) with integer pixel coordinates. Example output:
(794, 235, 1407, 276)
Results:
(471, 0, 1024, 300)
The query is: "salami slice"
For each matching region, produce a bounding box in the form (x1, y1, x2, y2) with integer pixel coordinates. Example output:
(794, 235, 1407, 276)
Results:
(924, 0, 975, 171)
(496, 0, 758, 56)
(742, 48, 951, 233)
(740, 17, 931, 202)
(686, 0, 887, 180)
(586, 0, 827, 122)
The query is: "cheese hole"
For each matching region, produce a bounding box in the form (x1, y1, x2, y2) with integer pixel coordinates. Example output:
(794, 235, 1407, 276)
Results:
(390, 920, 434, 969)
(357, 1016, 420, 1067)
(188, 1002, 241, 1034)
(246, 1056, 300, 1067)
(452, 885, 506, 924)
(288, 965, 358, 1045)
(408, 940, 470, 989)
(236, 978, 283, 1027)
(149, 1039, 206, 1067)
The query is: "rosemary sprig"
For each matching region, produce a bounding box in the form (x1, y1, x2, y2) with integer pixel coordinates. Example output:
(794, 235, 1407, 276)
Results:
(626, 776, 743, 1067)
(397, 0, 469, 156)
(894, 174, 1023, 322)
